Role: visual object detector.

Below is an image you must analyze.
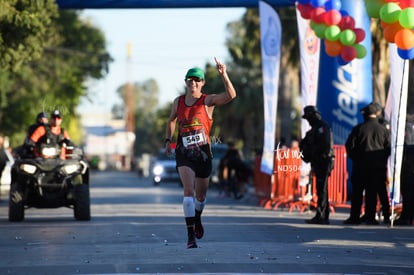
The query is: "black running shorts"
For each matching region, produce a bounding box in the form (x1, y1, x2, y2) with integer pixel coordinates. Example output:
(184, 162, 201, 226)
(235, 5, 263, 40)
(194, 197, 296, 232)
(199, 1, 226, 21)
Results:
(176, 153, 212, 178)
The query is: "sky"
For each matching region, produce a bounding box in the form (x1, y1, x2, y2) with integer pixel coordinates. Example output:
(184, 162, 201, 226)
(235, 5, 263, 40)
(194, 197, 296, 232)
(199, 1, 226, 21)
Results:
(77, 8, 246, 116)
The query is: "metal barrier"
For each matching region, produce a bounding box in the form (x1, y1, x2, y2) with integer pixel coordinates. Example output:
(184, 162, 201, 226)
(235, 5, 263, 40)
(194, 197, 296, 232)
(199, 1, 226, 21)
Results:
(253, 156, 272, 207)
(254, 145, 350, 213)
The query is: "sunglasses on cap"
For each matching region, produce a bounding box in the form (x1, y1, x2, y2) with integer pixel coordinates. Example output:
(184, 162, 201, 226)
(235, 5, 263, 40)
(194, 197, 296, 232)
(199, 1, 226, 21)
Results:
(185, 76, 203, 82)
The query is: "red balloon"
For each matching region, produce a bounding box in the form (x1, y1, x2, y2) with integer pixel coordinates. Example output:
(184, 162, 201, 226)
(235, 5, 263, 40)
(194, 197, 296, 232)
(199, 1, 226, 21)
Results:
(400, 0, 414, 8)
(310, 7, 326, 24)
(341, 46, 357, 62)
(339, 15, 355, 30)
(324, 9, 342, 25)
(297, 3, 313, 19)
(353, 28, 366, 43)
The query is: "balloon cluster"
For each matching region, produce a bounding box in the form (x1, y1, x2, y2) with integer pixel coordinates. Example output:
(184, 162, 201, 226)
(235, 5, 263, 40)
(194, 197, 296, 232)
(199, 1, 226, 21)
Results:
(364, 0, 414, 60)
(296, 0, 367, 65)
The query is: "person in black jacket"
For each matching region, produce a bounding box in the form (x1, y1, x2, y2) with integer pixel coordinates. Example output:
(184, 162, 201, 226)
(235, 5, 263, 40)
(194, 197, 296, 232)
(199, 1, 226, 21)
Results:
(299, 106, 335, 225)
(344, 103, 391, 225)
(395, 114, 414, 226)
(26, 112, 48, 141)
(219, 142, 252, 200)
(14, 112, 49, 159)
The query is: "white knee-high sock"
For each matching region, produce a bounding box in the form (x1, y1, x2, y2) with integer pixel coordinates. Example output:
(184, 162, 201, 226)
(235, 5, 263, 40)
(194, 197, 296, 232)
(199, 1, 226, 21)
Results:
(195, 199, 206, 213)
(183, 196, 195, 217)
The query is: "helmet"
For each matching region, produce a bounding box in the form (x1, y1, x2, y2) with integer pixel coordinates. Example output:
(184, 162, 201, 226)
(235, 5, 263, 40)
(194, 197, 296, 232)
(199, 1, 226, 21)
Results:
(36, 112, 48, 120)
(51, 110, 62, 119)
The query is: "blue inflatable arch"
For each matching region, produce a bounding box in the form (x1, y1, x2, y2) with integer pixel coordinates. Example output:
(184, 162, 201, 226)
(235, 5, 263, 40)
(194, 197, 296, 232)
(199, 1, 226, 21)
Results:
(56, 0, 296, 9)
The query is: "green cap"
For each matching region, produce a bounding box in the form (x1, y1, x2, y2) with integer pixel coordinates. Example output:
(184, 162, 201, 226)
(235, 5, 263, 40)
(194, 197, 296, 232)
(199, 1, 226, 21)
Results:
(185, 67, 204, 80)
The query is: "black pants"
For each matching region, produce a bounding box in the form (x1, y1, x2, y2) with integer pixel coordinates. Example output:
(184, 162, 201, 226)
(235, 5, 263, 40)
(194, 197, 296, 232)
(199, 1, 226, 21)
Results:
(400, 147, 414, 221)
(364, 168, 389, 221)
(349, 167, 365, 220)
(350, 166, 389, 221)
(313, 159, 332, 220)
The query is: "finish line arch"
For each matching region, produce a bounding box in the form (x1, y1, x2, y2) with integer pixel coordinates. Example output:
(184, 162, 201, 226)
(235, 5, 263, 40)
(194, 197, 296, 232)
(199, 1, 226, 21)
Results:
(56, 0, 296, 9)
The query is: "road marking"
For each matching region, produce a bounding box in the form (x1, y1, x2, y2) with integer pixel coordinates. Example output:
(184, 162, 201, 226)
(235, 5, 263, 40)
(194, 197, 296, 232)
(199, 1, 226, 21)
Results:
(78, 273, 355, 275)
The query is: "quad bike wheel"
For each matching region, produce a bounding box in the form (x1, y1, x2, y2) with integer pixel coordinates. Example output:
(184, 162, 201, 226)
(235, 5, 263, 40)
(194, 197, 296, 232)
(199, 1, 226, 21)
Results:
(73, 175, 91, 221)
(9, 182, 25, 222)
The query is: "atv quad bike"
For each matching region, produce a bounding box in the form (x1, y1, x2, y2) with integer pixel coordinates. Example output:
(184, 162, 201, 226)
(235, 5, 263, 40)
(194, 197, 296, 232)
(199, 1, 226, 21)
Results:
(8, 144, 90, 221)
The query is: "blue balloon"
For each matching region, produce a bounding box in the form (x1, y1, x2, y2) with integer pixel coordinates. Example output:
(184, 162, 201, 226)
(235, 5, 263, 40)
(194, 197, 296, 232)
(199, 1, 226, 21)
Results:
(339, 9, 349, 17)
(310, 0, 326, 8)
(298, 0, 311, 4)
(325, 0, 341, 11)
(397, 47, 414, 60)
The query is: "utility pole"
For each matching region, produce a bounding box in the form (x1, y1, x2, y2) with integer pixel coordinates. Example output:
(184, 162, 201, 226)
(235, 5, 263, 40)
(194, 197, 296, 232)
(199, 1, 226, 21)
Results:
(126, 42, 135, 133)
(125, 42, 136, 171)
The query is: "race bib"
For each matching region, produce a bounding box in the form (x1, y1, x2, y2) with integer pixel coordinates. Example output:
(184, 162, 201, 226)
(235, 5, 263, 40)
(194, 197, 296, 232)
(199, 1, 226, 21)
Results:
(182, 129, 207, 148)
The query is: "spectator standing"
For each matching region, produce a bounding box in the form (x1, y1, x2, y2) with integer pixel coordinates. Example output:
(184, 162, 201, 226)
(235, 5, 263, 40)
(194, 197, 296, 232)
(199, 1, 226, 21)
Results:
(395, 114, 414, 226)
(299, 106, 335, 225)
(218, 143, 236, 198)
(219, 142, 252, 200)
(344, 103, 391, 225)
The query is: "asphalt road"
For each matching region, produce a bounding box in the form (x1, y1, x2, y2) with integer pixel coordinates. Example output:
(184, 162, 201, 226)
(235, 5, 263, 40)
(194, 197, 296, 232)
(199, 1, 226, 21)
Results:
(0, 171, 414, 275)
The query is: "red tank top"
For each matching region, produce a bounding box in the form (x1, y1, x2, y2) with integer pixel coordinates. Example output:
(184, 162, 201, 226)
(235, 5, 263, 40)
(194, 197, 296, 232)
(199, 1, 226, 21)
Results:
(177, 94, 213, 148)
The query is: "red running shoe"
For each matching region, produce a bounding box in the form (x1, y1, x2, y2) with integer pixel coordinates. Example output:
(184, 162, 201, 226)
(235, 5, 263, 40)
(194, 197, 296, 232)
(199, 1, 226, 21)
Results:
(195, 219, 204, 239)
(187, 232, 197, 249)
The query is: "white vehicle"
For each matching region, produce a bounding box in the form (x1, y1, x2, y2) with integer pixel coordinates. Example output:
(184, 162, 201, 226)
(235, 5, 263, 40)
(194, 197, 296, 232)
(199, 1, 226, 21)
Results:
(152, 149, 180, 185)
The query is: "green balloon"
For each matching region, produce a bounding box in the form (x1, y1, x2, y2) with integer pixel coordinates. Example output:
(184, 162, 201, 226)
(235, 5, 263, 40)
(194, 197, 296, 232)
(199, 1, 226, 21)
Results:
(311, 21, 327, 39)
(340, 29, 356, 46)
(399, 8, 414, 29)
(353, 44, 367, 59)
(365, 0, 382, 19)
(325, 25, 341, 41)
(380, 3, 402, 24)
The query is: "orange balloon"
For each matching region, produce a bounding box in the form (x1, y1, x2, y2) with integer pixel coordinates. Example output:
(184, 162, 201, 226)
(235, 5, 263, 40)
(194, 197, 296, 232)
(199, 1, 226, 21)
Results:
(325, 40, 342, 57)
(395, 29, 414, 50)
(380, 20, 390, 29)
(383, 21, 403, 42)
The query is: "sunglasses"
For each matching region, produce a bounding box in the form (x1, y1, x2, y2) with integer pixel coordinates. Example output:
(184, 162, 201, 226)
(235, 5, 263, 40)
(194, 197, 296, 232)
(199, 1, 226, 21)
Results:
(185, 76, 203, 82)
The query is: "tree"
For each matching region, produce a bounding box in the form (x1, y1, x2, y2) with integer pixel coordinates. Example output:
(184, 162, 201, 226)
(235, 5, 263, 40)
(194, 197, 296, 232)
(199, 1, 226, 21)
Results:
(0, 5, 111, 146)
(211, 9, 265, 155)
(0, 0, 58, 72)
(204, 7, 301, 156)
(116, 79, 160, 155)
(371, 19, 389, 106)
